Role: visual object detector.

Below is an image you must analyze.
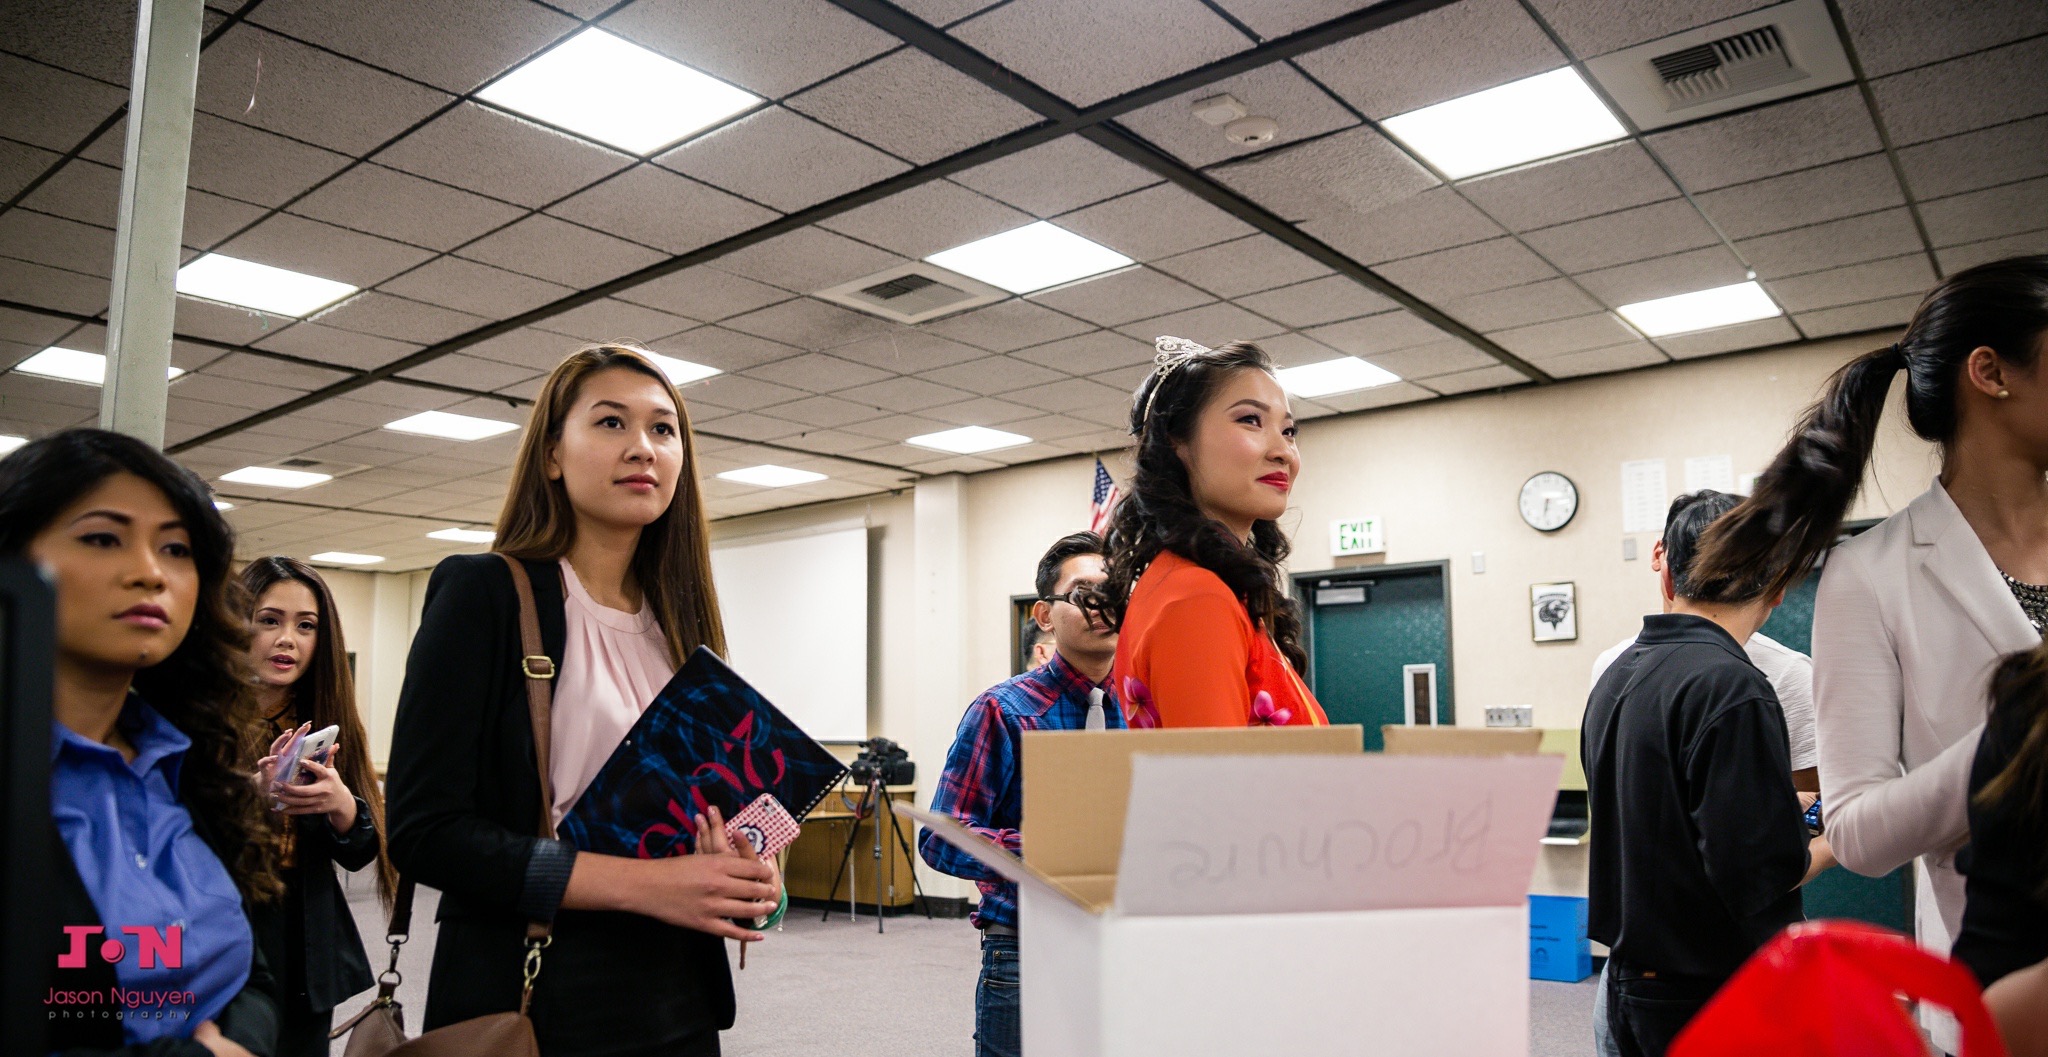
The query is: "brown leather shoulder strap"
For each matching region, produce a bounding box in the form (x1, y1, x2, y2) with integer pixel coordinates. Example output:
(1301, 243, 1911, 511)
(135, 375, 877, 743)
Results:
(498, 552, 558, 841)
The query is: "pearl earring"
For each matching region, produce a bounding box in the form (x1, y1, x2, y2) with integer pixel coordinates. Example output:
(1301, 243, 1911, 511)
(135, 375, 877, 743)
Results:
(1998, 389, 2011, 399)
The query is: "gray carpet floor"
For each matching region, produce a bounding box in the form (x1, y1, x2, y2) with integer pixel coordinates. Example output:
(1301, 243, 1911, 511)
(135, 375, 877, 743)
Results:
(342, 876, 1600, 1055)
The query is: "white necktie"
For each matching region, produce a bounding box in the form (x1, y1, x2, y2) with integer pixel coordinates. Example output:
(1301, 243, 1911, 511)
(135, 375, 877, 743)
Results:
(1086, 687, 1107, 730)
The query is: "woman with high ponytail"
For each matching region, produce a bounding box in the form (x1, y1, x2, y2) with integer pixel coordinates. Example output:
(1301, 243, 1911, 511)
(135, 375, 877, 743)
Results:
(1690, 254, 2048, 1004)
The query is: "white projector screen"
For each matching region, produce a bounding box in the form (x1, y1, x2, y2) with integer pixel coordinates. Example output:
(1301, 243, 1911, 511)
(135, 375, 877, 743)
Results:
(709, 522, 869, 743)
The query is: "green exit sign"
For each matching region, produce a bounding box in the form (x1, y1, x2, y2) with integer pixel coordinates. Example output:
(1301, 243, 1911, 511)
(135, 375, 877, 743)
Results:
(1331, 517, 1384, 557)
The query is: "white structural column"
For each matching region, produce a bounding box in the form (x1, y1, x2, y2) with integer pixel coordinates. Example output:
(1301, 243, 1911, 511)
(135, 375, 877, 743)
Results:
(100, 0, 204, 446)
(911, 474, 975, 901)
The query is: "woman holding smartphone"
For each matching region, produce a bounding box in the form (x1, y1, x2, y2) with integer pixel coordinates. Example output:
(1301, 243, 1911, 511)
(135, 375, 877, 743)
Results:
(1089, 337, 1329, 729)
(385, 343, 782, 1057)
(239, 556, 392, 1057)
(2, 428, 280, 1057)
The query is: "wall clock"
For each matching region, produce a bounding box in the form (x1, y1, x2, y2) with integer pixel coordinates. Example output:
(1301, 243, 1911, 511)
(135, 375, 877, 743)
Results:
(1519, 472, 1578, 532)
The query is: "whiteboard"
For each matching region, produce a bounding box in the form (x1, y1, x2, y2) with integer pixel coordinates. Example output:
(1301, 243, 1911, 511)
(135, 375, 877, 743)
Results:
(709, 523, 868, 743)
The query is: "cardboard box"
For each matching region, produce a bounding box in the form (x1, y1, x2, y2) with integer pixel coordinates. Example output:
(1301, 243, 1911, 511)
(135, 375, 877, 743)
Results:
(1528, 894, 1593, 982)
(905, 727, 1563, 1056)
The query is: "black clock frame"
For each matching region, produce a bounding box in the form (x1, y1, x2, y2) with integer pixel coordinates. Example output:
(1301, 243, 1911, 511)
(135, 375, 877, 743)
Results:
(1520, 471, 1578, 533)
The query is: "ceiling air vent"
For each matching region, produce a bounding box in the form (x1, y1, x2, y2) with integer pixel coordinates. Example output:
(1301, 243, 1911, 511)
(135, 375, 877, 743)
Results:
(1585, 0, 1852, 131)
(815, 262, 1008, 325)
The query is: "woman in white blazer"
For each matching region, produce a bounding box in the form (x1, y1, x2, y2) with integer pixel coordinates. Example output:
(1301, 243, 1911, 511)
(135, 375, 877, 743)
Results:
(1692, 254, 2048, 976)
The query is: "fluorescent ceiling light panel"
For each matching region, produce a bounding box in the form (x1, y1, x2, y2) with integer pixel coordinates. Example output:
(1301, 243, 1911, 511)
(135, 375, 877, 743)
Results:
(212, 500, 234, 511)
(476, 28, 760, 155)
(906, 425, 1032, 455)
(175, 254, 357, 316)
(16, 347, 184, 386)
(309, 551, 383, 566)
(716, 465, 827, 488)
(925, 222, 1134, 295)
(427, 527, 497, 544)
(644, 351, 722, 387)
(1617, 281, 1782, 337)
(1382, 67, 1626, 179)
(220, 466, 332, 489)
(384, 410, 520, 441)
(1274, 356, 1402, 398)
(0, 434, 26, 455)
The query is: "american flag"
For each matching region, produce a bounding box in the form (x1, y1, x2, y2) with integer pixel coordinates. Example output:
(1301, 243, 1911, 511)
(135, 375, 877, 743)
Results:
(1088, 458, 1121, 535)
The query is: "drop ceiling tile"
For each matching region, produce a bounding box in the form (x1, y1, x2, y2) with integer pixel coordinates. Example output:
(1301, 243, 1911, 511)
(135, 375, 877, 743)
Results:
(535, 299, 698, 344)
(1438, 278, 1602, 331)
(786, 49, 1038, 165)
(1896, 115, 2048, 202)
(456, 214, 668, 288)
(377, 257, 573, 319)
(657, 106, 909, 213)
(1491, 312, 1641, 359)
(893, 0, 1002, 25)
(378, 104, 635, 210)
(990, 412, 1100, 442)
(766, 428, 890, 456)
(0, 139, 58, 201)
(1297, 0, 1562, 118)
(1792, 293, 1920, 338)
(1521, 0, 1776, 59)
(1691, 155, 1905, 241)
(1114, 301, 1286, 342)
(0, 257, 104, 315)
(920, 396, 1046, 426)
(617, 267, 791, 321)
(171, 372, 305, 412)
(288, 164, 526, 253)
(1541, 341, 1666, 378)
(547, 166, 779, 256)
(0, 209, 114, 277)
(723, 298, 898, 350)
(1027, 267, 1213, 327)
(715, 228, 906, 293)
(1868, 36, 2048, 147)
(1419, 363, 1529, 395)
(922, 355, 1067, 395)
(698, 411, 807, 442)
(906, 453, 1004, 474)
(1000, 376, 1131, 414)
(1235, 274, 1396, 328)
(950, 0, 1247, 108)
(1375, 238, 1558, 301)
(20, 160, 260, 250)
(308, 291, 490, 345)
(200, 352, 350, 395)
(0, 0, 145, 85)
(1936, 229, 2048, 275)
(761, 394, 890, 429)
(1573, 245, 1748, 307)
(1362, 340, 1498, 380)
(1655, 316, 1800, 359)
(1009, 330, 1156, 374)
(1646, 88, 1884, 194)
(1055, 183, 1258, 261)
(249, 0, 579, 94)
(0, 304, 75, 347)
(1208, 127, 1437, 225)
(1119, 62, 1359, 169)
(1838, 0, 2048, 77)
(84, 111, 354, 208)
(1522, 198, 1721, 274)
(743, 352, 894, 392)
(1299, 187, 1504, 265)
(653, 327, 803, 373)
(1767, 254, 1937, 314)
(918, 298, 1095, 351)
(1458, 143, 1680, 232)
(0, 52, 127, 152)
(831, 329, 990, 372)
(1303, 309, 1447, 357)
(1312, 380, 1436, 413)
(218, 213, 434, 288)
(819, 181, 1032, 259)
(602, 0, 895, 98)
(1919, 176, 2048, 248)
(1086, 362, 1156, 391)
(682, 371, 809, 411)
(1735, 208, 1926, 280)
(949, 136, 1161, 218)
(463, 327, 583, 371)
(1151, 235, 1332, 299)
(836, 375, 976, 413)
(197, 26, 454, 155)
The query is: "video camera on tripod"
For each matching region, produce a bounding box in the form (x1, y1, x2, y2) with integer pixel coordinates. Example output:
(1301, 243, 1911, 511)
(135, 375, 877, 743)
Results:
(848, 737, 914, 786)
(826, 738, 928, 931)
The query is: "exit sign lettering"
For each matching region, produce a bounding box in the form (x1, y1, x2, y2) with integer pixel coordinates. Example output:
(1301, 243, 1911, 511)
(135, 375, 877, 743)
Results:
(1331, 517, 1384, 557)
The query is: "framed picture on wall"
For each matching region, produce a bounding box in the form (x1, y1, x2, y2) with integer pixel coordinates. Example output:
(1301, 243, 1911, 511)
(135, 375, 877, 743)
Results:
(1531, 582, 1577, 642)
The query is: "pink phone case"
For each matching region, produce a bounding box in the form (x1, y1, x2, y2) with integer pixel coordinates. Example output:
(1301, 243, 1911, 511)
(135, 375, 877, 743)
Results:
(724, 794, 801, 858)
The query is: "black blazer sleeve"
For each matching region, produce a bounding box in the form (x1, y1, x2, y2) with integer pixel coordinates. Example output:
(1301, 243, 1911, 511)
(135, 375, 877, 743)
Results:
(386, 555, 543, 917)
(299, 795, 379, 873)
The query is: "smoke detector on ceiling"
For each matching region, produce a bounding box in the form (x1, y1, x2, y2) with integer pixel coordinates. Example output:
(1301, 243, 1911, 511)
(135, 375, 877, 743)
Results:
(1192, 92, 1281, 147)
(814, 262, 1008, 325)
(1584, 0, 1853, 131)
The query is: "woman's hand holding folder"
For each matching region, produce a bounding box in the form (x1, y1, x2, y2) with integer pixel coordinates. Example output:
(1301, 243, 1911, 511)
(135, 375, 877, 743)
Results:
(560, 804, 779, 942)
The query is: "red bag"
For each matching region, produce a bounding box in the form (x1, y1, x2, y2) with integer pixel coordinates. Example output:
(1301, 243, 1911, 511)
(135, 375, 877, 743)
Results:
(1671, 920, 2007, 1057)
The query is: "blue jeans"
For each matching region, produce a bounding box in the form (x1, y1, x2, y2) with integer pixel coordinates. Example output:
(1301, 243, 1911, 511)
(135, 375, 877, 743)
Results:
(976, 930, 1020, 1057)
(1594, 962, 1620, 1057)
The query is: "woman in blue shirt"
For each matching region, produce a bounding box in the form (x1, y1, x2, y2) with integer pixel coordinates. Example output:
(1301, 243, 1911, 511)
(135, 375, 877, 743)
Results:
(1, 428, 282, 1057)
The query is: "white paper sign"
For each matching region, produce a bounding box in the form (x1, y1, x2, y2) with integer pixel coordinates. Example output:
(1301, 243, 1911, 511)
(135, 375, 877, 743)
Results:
(1113, 753, 1562, 917)
(1620, 458, 1668, 534)
(1684, 454, 1735, 493)
(1330, 516, 1385, 556)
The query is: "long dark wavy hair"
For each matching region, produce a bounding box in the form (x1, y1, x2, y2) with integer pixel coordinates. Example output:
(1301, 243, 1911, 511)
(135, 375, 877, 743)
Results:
(1083, 341, 1307, 673)
(0, 428, 281, 901)
(1978, 641, 2048, 902)
(238, 556, 397, 905)
(1691, 254, 2048, 597)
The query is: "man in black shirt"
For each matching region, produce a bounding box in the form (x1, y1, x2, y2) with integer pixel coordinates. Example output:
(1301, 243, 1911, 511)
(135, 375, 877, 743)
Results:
(1584, 491, 1819, 1057)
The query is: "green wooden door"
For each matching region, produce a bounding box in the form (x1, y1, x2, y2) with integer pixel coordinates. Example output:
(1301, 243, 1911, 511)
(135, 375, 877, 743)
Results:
(1302, 566, 1451, 752)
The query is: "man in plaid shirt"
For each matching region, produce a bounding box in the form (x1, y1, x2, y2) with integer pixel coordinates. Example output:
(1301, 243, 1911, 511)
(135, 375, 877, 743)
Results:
(920, 531, 1123, 1057)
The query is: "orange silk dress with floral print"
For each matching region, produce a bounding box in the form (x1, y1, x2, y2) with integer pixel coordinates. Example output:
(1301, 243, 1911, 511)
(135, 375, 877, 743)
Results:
(1110, 550, 1328, 729)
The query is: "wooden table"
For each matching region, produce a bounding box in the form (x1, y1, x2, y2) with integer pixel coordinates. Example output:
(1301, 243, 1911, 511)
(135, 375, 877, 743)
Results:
(786, 784, 918, 911)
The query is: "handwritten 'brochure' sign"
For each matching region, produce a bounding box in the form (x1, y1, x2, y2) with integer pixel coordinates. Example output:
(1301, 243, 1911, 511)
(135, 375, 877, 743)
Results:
(1114, 753, 1561, 917)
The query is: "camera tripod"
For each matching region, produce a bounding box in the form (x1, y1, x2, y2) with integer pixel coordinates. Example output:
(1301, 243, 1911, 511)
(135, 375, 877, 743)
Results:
(822, 772, 931, 933)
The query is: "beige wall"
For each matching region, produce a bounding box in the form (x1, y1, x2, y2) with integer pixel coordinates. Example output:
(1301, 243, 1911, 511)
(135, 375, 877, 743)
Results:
(313, 566, 433, 770)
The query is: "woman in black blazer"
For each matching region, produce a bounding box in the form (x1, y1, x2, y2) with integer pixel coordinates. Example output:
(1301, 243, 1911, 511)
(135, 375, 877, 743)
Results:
(386, 345, 781, 1057)
(239, 557, 392, 1057)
